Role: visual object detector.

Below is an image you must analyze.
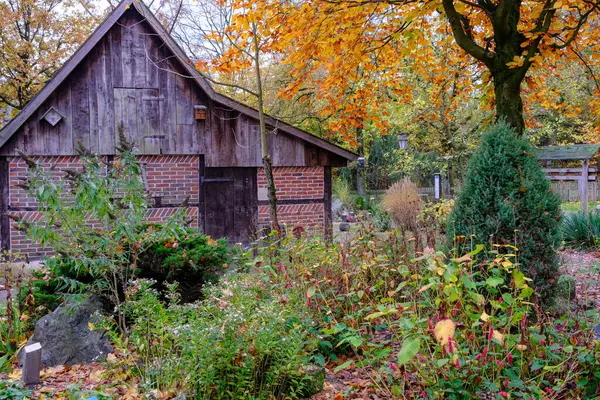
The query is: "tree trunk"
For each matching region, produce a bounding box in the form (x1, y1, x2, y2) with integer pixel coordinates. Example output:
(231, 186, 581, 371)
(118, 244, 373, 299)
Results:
(493, 73, 525, 135)
(252, 24, 279, 232)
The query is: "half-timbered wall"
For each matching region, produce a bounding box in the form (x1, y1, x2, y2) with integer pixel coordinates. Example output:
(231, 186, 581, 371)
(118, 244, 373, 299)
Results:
(0, 4, 348, 257)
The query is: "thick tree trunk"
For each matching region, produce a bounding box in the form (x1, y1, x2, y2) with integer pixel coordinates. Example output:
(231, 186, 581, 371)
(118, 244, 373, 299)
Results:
(493, 73, 525, 135)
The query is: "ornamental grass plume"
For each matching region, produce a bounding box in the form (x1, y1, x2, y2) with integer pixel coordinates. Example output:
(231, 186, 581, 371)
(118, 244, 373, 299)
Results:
(383, 178, 423, 248)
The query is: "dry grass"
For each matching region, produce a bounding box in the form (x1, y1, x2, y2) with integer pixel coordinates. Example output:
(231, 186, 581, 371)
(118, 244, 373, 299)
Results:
(1, 252, 36, 281)
(382, 178, 422, 233)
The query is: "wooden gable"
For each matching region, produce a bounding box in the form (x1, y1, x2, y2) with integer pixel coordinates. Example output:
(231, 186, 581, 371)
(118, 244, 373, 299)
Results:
(0, 0, 355, 167)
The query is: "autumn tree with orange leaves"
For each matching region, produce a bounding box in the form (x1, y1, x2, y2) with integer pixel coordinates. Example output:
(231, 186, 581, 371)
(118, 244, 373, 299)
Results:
(0, 0, 101, 118)
(263, 0, 600, 144)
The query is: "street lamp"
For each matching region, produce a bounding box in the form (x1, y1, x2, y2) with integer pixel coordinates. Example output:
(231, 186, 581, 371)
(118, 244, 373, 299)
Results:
(399, 134, 408, 149)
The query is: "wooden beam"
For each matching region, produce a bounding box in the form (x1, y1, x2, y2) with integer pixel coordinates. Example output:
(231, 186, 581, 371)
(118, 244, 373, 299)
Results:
(547, 175, 596, 181)
(198, 154, 205, 233)
(0, 157, 9, 251)
(323, 166, 332, 241)
(543, 167, 597, 174)
(581, 159, 589, 214)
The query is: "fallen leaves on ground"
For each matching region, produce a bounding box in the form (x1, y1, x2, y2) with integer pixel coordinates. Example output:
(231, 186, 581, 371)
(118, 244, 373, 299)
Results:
(0, 351, 141, 399)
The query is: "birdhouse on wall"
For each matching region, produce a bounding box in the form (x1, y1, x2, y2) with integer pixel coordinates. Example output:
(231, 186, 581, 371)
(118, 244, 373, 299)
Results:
(194, 105, 207, 121)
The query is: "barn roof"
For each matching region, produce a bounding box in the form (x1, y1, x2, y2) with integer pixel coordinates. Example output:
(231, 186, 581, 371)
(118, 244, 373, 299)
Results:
(536, 144, 600, 161)
(0, 0, 356, 161)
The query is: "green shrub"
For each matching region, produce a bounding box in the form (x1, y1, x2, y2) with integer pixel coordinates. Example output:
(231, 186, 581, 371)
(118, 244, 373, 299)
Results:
(560, 211, 600, 249)
(449, 121, 561, 301)
(17, 136, 191, 332)
(122, 275, 318, 399)
(264, 228, 600, 399)
(138, 232, 231, 302)
(369, 202, 392, 231)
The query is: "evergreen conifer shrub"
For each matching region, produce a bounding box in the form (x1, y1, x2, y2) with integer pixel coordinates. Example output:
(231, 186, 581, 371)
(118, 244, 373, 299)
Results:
(448, 121, 561, 301)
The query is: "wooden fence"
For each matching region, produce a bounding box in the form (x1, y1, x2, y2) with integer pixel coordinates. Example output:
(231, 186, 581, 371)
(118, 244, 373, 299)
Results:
(543, 167, 598, 204)
(550, 181, 600, 203)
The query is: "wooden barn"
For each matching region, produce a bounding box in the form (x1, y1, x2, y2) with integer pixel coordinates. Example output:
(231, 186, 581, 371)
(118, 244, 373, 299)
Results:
(0, 0, 356, 259)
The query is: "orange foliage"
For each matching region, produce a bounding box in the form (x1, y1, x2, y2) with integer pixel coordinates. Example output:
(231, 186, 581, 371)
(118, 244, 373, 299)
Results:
(198, 0, 600, 147)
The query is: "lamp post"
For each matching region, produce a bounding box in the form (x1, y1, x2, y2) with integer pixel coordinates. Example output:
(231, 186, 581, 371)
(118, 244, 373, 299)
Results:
(357, 156, 365, 196)
(399, 134, 408, 150)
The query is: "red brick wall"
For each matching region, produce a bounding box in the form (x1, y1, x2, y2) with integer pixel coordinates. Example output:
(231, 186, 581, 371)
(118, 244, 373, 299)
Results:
(257, 167, 325, 228)
(9, 156, 85, 208)
(6, 155, 200, 259)
(139, 155, 199, 205)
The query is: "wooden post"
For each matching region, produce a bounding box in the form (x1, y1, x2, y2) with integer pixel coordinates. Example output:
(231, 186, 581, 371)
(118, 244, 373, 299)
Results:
(580, 159, 589, 214)
(0, 157, 9, 251)
(323, 166, 333, 240)
(22, 342, 42, 385)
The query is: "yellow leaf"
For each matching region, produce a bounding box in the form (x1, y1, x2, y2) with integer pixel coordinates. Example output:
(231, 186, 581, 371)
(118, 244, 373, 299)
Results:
(107, 353, 118, 364)
(8, 369, 22, 380)
(480, 312, 490, 322)
(450, 254, 471, 263)
(516, 344, 527, 351)
(88, 321, 95, 331)
(493, 330, 504, 345)
(434, 319, 456, 346)
(418, 283, 434, 293)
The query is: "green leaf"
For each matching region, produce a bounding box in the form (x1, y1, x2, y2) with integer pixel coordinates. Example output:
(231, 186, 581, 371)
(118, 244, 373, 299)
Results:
(334, 360, 354, 373)
(469, 243, 485, 256)
(397, 337, 420, 365)
(365, 311, 385, 320)
(461, 275, 476, 290)
(313, 353, 326, 367)
(373, 347, 392, 359)
(436, 359, 450, 367)
(577, 378, 589, 388)
(306, 287, 316, 298)
(486, 276, 504, 287)
(563, 345, 574, 354)
(349, 336, 363, 348)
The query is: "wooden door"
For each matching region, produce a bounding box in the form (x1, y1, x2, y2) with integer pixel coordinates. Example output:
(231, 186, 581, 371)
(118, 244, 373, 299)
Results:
(114, 88, 162, 153)
(202, 167, 258, 244)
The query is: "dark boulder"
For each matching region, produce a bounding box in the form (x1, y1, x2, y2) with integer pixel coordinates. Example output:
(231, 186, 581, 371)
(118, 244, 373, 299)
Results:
(19, 295, 113, 367)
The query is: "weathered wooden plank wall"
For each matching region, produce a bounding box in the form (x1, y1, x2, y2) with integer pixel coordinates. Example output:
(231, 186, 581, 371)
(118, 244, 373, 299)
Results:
(0, 9, 342, 168)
